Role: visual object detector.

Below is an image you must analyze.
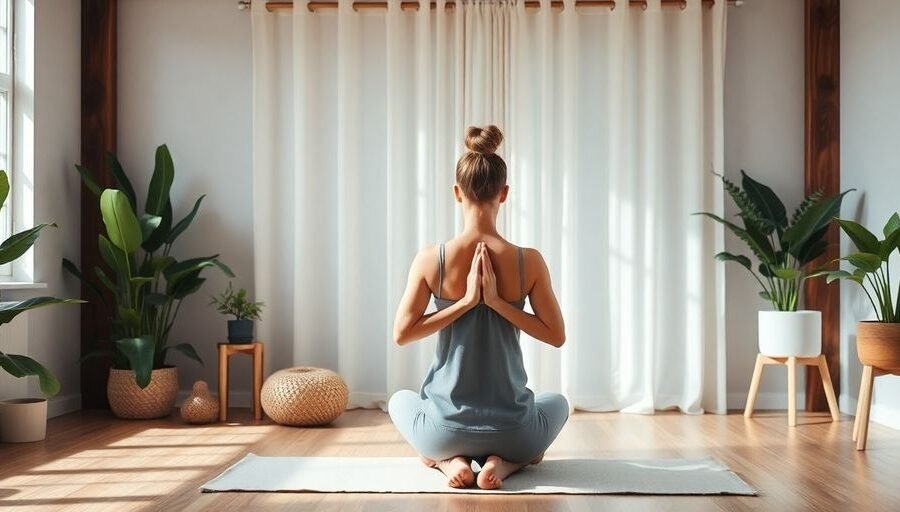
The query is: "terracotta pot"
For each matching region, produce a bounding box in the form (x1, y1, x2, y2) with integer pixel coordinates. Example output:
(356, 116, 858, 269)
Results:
(857, 321, 900, 372)
(107, 367, 179, 419)
(0, 398, 47, 443)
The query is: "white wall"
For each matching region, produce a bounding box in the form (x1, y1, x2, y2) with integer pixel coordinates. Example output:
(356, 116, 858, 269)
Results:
(109, 0, 807, 409)
(118, 0, 256, 402)
(723, 0, 806, 410)
(841, 0, 900, 429)
(0, 0, 83, 417)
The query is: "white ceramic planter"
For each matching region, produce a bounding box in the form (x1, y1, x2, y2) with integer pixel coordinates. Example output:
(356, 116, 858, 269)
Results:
(758, 310, 822, 357)
(0, 398, 48, 443)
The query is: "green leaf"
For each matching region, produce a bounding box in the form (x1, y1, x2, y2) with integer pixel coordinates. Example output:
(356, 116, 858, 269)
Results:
(0, 223, 57, 265)
(167, 195, 205, 244)
(139, 214, 163, 242)
(759, 264, 774, 278)
(95, 266, 117, 293)
(694, 212, 775, 263)
(740, 170, 787, 230)
(0, 170, 9, 210)
(107, 153, 138, 211)
(842, 252, 882, 273)
(163, 343, 204, 366)
(113, 336, 155, 388)
(836, 218, 880, 254)
(0, 352, 60, 396)
(714, 251, 752, 270)
(171, 270, 206, 299)
(141, 200, 172, 253)
(75, 164, 103, 196)
(149, 255, 176, 274)
(146, 145, 175, 216)
(791, 189, 823, 226)
(98, 234, 130, 278)
(145, 292, 168, 305)
(0, 297, 84, 326)
(758, 291, 771, 301)
(795, 234, 829, 265)
(881, 228, 900, 260)
(783, 190, 853, 247)
(773, 267, 802, 280)
(118, 307, 141, 330)
(100, 189, 142, 253)
(884, 212, 900, 238)
(165, 256, 235, 288)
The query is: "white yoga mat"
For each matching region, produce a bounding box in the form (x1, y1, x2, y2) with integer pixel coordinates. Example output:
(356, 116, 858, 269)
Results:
(201, 454, 756, 495)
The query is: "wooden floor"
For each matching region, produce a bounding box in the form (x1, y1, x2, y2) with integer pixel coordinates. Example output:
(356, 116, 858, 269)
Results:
(1, 407, 899, 511)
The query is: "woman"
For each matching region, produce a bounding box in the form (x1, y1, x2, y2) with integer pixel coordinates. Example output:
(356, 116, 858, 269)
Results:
(389, 125, 569, 490)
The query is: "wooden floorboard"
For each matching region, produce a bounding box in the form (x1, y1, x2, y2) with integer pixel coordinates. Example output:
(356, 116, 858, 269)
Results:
(1, 408, 899, 511)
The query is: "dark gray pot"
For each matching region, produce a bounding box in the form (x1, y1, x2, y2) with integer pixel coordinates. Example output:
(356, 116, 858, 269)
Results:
(227, 319, 254, 343)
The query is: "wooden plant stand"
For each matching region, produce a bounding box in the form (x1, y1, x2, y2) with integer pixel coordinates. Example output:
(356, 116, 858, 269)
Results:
(217, 342, 265, 422)
(744, 354, 839, 427)
(852, 365, 899, 451)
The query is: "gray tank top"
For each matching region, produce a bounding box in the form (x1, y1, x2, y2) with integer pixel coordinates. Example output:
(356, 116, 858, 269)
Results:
(419, 243, 536, 432)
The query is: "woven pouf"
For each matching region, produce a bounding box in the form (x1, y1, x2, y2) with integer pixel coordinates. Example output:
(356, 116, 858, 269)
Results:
(261, 367, 349, 426)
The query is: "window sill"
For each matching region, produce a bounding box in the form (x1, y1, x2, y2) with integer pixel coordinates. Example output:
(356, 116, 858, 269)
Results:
(0, 281, 48, 290)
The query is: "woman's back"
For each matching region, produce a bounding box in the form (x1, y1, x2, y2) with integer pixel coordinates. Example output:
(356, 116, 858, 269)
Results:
(419, 236, 536, 431)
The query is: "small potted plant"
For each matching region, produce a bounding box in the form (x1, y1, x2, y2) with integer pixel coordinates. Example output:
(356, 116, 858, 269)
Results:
(696, 170, 851, 356)
(0, 170, 83, 442)
(210, 282, 263, 343)
(813, 213, 900, 370)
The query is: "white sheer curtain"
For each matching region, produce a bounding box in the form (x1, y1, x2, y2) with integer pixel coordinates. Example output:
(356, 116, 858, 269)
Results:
(251, 0, 727, 415)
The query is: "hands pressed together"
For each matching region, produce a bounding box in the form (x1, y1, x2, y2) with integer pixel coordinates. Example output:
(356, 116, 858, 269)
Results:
(462, 241, 503, 309)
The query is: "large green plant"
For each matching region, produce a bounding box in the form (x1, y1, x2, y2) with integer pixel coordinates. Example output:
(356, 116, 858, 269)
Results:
(65, 145, 233, 388)
(0, 171, 83, 395)
(812, 213, 900, 323)
(695, 170, 852, 311)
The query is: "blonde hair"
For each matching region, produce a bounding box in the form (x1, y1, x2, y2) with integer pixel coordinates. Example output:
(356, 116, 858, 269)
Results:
(455, 125, 507, 202)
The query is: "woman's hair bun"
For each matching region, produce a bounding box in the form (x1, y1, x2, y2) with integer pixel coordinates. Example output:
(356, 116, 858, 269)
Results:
(464, 125, 504, 155)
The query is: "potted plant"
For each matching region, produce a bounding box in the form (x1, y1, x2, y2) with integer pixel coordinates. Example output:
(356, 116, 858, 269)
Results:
(696, 170, 851, 356)
(0, 171, 83, 442)
(813, 213, 900, 370)
(210, 282, 263, 343)
(65, 145, 234, 419)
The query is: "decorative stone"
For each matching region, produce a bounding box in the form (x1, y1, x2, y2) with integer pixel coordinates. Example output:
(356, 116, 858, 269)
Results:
(180, 380, 220, 424)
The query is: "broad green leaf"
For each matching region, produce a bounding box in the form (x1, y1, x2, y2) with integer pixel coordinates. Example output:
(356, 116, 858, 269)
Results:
(795, 236, 829, 265)
(759, 264, 774, 278)
(139, 214, 163, 242)
(879, 228, 900, 260)
(75, 164, 103, 196)
(741, 170, 787, 230)
(773, 267, 802, 280)
(146, 145, 174, 216)
(0, 296, 84, 326)
(836, 218, 880, 254)
(118, 307, 141, 329)
(149, 255, 176, 274)
(714, 251, 752, 271)
(114, 336, 155, 389)
(0, 171, 8, 210)
(163, 343, 204, 366)
(0, 223, 57, 265)
(842, 252, 882, 273)
(694, 212, 775, 262)
(167, 195, 205, 244)
(142, 200, 172, 253)
(98, 234, 130, 278)
(884, 212, 900, 238)
(165, 255, 235, 287)
(0, 353, 60, 396)
(759, 291, 772, 301)
(783, 190, 853, 247)
(107, 152, 138, 211)
(100, 189, 142, 253)
(95, 266, 117, 293)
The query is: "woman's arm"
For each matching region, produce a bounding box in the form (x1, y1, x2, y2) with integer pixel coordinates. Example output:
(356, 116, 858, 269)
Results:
(481, 248, 566, 347)
(392, 242, 485, 346)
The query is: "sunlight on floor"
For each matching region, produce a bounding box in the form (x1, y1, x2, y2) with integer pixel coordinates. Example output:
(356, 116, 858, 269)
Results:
(0, 421, 275, 511)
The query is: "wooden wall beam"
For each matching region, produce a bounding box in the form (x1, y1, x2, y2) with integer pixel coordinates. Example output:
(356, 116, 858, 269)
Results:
(81, 0, 117, 409)
(804, 0, 840, 412)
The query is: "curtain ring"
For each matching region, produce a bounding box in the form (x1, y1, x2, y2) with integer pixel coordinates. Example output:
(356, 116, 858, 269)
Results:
(306, 1, 315, 13)
(680, 0, 687, 9)
(640, 1, 648, 10)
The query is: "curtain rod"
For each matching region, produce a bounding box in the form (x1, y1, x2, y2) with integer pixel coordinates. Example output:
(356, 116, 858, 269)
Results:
(238, 0, 744, 13)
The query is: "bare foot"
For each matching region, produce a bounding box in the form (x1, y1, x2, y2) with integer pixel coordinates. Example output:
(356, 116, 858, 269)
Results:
(424, 455, 475, 488)
(476, 455, 528, 489)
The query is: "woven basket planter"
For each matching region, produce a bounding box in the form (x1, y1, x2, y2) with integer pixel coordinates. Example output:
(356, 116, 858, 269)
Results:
(261, 367, 349, 426)
(108, 367, 179, 419)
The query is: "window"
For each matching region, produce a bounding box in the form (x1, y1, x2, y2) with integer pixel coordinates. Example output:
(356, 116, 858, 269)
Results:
(0, 0, 10, 277)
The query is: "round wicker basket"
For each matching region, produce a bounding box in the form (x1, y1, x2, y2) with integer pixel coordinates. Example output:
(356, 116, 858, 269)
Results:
(108, 367, 179, 420)
(180, 380, 219, 424)
(261, 367, 349, 426)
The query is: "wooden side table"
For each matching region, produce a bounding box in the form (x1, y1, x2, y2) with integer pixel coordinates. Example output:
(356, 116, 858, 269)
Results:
(218, 342, 264, 422)
(744, 354, 839, 427)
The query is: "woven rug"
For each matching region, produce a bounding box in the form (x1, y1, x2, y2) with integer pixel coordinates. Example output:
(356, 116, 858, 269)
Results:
(201, 454, 756, 495)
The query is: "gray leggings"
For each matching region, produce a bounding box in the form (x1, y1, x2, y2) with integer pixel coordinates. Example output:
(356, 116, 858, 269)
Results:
(388, 389, 569, 466)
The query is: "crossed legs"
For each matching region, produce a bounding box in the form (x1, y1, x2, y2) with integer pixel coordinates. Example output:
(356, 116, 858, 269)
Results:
(419, 451, 545, 489)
